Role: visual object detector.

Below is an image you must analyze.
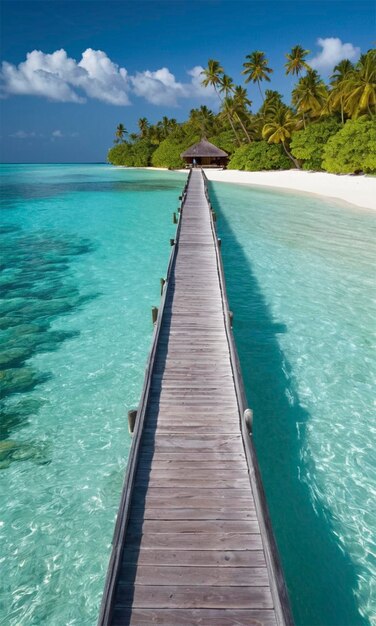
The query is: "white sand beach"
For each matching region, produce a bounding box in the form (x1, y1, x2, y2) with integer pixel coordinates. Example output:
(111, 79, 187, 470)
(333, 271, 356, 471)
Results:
(201, 169, 376, 211)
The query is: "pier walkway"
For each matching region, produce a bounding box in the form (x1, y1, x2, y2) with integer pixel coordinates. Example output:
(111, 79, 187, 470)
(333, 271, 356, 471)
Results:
(98, 169, 292, 625)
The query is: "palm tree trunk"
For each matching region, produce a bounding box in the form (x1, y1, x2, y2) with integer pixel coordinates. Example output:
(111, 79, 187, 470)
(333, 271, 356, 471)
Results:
(257, 80, 264, 102)
(340, 97, 344, 125)
(282, 141, 300, 169)
(236, 113, 252, 142)
(215, 86, 242, 146)
(226, 108, 242, 145)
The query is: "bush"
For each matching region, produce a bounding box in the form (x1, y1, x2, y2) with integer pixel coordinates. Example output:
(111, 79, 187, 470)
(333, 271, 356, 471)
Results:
(322, 117, 376, 174)
(290, 118, 341, 170)
(151, 138, 185, 168)
(130, 140, 154, 167)
(151, 133, 199, 169)
(228, 141, 291, 171)
(107, 142, 133, 166)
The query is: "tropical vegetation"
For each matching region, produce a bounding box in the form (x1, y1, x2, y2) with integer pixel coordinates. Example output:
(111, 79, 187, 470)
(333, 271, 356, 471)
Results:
(107, 47, 376, 174)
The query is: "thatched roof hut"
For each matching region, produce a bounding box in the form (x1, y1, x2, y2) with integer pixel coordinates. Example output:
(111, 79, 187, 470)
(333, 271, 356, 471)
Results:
(181, 139, 228, 167)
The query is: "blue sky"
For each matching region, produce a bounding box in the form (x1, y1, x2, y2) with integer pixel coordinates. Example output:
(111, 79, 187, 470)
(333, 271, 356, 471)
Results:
(0, 0, 374, 162)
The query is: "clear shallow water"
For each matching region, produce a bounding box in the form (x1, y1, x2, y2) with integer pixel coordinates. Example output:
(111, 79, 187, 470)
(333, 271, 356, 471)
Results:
(210, 181, 376, 626)
(0, 164, 185, 625)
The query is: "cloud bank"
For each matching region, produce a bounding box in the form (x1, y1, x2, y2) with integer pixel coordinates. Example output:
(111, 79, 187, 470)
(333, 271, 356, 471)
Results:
(310, 37, 361, 71)
(0, 49, 214, 106)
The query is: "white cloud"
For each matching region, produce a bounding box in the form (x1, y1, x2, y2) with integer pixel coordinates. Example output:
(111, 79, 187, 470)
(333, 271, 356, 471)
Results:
(1, 48, 130, 105)
(9, 130, 37, 139)
(310, 37, 361, 71)
(1, 50, 215, 107)
(187, 66, 216, 99)
(130, 65, 215, 106)
(52, 129, 63, 138)
(130, 67, 185, 106)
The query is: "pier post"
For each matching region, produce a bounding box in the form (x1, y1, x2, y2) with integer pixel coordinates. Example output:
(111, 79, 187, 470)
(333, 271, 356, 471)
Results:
(128, 409, 137, 434)
(151, 306, 158, 324)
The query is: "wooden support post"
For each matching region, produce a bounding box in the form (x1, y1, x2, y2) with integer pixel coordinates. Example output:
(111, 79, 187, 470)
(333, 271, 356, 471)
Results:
(229, 310, 234, 327)
(151, 306, 158, 324)
(179, 195, 183, 200)
(160, 278, 165, 295)
(244, 408, 253, 434)
(212, 211, 217, 222)
(128, 409, 137, 434)
(173, 212, 177, 224)
(217, 238, 222, 248)
(170, 238, 175, 247)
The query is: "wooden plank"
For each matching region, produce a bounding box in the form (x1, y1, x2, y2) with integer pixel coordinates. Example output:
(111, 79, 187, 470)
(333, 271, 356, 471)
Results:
(113, 608, 277, 626)
(135, 469, 248, 481)
(122, 549, 266, 568)
(120, 565, 269, 587)
(115, 585, 273, 609)
(124, 532, 263, 551)
(127, 520, 260, 534)
(135, 477, 250, 489)
(130, 507, 257, 521)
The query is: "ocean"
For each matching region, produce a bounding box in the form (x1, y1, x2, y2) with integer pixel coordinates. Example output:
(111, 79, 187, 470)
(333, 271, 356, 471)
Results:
(1, 164, 375, 625)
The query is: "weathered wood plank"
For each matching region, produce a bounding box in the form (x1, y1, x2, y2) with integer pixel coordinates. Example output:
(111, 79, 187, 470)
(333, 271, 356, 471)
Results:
(115, 585, 273, 609)
(120, 565, 269, 587)
(112, 608, 277, 626)
(122, 549, 266, 568)
(129, 507, 257, 521)
(127, 519, 259, 534)
(124, 532, 263, 551)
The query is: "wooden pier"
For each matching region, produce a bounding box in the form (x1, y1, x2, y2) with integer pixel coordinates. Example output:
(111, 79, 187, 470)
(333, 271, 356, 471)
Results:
(98, 169, 293, 625)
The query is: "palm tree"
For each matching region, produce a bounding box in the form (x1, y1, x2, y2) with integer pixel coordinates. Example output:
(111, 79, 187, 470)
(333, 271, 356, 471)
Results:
(292, 69, 328, 127)
(201, 59, 225, 95)
(329, 60, 353, 124)
(260, 90, 284, 119)
(262, 104, 300, 168)
(242, 51, 273, 101)
(233, 86, 253, 142)
(285, 45, 310, 77)
(342, 50, 376, 118)
(115, 123, 127, 143)
(138, 117, 149, 138)
(218, 75, 242, 145)
(189, 106, 215, 136)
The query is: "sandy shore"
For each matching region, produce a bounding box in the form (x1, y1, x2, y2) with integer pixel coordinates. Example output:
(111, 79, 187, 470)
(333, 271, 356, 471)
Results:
(200, 169, 376, 211)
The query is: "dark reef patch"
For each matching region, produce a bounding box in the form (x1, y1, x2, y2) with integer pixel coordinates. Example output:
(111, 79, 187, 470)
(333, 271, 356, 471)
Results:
(0, 224, 97, 466)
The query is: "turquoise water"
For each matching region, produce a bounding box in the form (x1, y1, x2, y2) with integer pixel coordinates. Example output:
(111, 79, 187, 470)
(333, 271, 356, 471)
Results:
(0, 164, 185, 625)
(1, 166, 375, 626)
(210, 181, 376, 626)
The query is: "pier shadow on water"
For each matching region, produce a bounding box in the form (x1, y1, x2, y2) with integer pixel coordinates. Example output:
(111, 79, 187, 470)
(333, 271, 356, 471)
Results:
(209, 184, 368, 626)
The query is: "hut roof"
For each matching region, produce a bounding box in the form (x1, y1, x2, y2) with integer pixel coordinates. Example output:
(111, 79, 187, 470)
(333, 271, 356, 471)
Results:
(181, 139, 228, 158)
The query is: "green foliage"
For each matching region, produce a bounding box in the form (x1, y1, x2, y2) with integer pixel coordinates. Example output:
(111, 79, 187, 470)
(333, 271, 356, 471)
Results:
(228, 141, 291, 171)
(151, 139, 185, 169)
(291, 118, 341, 170)
(130, 140, 154, 167)
(209, 131, 237, 155)
(151, 133, 199, 169)
(107, 140, 153, 167)
(107, 142, 133, 166)
(322, 117, 376, 174)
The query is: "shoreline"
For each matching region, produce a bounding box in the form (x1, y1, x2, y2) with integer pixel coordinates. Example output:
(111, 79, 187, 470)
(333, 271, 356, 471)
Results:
(198, 169, 376, 211)
(120, 166, 376, 211)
